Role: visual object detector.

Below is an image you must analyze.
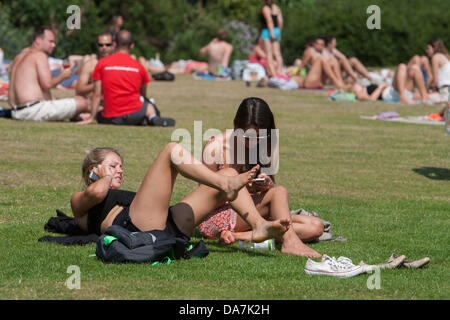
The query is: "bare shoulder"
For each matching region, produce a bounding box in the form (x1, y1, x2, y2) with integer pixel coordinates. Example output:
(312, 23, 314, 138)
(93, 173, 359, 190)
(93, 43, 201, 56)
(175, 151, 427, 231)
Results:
(262, 5, 271, 15)
(303, 47, 314, 58)
(81, 57, 98, 73)
(26, 50, 47, 63)
(70, 191, 83, 209)
(14, 47, 30, 60)
(273, 4, 282, 14)
(433, 53, 447, 62)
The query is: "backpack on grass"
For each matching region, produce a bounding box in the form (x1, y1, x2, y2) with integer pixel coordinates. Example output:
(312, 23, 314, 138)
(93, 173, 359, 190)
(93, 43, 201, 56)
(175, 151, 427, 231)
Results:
(152, 71, 175, 81)
(95, 225, 208, 264)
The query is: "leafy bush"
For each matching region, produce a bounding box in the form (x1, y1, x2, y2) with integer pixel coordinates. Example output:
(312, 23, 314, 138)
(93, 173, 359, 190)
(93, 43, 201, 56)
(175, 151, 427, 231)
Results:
(1, 0, 449, 67)
(281, 0, 450, 67)
(0, 5, 32, 60)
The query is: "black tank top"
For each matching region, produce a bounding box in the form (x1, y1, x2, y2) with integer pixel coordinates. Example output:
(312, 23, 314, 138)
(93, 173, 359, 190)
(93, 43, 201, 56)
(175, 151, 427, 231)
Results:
(260, 6, 278, 28)
(87, 189, 136, 235)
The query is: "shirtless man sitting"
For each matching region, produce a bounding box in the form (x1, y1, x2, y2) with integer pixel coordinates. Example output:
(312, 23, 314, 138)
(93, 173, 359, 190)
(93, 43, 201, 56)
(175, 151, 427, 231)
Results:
(8, 26, 89, 122)
(292, 37, 343, 89)
(199, 28, 233, 77)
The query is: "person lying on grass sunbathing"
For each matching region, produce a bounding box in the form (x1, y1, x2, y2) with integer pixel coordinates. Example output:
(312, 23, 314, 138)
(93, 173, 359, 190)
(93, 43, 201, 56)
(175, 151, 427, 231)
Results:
(348, 61, 430, 104)
(197, 97, 323, 258)
(70, 142, 290, 256)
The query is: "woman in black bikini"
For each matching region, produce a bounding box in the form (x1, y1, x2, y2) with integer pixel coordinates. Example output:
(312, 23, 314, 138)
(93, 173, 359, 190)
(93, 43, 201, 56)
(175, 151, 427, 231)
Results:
(70, 142, 290, 245)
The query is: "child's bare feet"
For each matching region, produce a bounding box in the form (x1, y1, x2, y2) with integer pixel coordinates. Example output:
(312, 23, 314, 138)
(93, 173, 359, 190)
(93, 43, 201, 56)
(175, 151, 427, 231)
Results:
(251, 217, 290, 243)
(221, 165, 259, 202)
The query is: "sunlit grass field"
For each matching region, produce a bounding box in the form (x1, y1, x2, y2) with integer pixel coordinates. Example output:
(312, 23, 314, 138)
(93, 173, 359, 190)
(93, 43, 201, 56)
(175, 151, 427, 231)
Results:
(0, 74, 448, 300)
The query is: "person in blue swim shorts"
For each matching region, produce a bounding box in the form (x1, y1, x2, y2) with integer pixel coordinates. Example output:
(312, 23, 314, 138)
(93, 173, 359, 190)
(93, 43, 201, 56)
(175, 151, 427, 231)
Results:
(260, 0, 284, 77)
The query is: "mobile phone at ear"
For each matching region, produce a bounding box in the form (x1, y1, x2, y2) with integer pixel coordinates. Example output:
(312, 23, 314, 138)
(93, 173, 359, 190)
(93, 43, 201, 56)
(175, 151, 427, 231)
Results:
(89, 171, 99, 181)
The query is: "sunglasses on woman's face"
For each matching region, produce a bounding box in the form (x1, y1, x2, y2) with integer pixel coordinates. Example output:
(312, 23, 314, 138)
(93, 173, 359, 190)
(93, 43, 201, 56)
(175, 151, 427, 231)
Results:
(242, 133, 269, 140)
(97, 43, 113, 47)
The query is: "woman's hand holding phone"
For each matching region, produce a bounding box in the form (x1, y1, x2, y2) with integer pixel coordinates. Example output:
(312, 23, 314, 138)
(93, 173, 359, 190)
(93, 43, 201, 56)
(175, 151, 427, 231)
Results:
(249, 174, 273, 192)
(89, 165, 113, 182)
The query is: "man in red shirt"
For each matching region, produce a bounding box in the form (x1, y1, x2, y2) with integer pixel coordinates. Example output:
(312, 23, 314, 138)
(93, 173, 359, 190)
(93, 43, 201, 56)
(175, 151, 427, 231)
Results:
(81, 29, 175, 126)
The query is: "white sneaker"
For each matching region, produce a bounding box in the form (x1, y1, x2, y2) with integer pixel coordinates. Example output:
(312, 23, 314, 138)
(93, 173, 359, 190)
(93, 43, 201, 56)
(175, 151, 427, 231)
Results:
(305, 255, 364, 278)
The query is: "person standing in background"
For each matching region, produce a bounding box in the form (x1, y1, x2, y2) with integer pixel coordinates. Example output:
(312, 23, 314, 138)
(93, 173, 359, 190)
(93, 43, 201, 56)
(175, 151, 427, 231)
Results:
(260, 0, 284, 77)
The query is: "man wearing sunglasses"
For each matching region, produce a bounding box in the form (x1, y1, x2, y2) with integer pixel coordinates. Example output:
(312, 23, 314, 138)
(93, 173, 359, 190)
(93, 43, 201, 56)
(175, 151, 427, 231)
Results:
(75, 31, 116, 98)
(78, 30, 174, 127)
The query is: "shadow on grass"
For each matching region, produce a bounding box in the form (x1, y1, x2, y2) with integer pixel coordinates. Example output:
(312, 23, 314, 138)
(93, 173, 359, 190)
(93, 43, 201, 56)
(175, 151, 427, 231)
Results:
(412, 167, 450, 181)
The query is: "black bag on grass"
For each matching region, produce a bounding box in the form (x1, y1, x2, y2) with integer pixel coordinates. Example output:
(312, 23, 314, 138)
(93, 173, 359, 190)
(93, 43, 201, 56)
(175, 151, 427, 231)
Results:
(95, 225, 208, 264)
(152, 71, 175, 81)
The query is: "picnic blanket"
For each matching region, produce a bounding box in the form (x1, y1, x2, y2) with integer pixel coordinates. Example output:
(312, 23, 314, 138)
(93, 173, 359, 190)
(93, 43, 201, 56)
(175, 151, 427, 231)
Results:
(361, 111, 445, 126)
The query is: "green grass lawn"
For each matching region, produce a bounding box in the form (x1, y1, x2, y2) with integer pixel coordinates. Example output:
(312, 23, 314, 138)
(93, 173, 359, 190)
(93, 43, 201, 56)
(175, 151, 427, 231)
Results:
(0, 75, 449, 300)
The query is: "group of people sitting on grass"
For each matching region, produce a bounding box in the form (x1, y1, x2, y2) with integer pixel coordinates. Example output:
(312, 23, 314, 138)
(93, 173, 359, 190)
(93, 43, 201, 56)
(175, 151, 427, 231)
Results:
(1, 27, 175, 126)
(1, 22, 448, 124)
(254, 35, 449, 111)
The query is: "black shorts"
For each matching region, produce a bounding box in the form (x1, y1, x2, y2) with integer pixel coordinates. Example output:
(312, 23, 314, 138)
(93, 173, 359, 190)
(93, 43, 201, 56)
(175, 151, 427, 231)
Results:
(96, 98, 148, 125)
(112, 207, 141, 232)
(113, 206, 189, 241)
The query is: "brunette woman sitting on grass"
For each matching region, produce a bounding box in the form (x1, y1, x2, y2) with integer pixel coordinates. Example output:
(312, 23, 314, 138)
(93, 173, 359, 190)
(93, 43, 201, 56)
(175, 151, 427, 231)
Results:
(70, 142, 290, 252)
(197, 97, 323, 258)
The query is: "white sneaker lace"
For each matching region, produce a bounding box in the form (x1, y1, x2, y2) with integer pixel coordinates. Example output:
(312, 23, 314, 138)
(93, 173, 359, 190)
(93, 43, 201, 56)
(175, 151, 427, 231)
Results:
(337, 256, 355, 266)
(323, 255, 356, 271)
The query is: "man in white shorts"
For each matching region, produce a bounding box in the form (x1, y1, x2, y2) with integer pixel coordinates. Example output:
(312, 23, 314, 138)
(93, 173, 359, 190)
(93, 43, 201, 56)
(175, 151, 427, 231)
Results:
(8, 26, 89, 121)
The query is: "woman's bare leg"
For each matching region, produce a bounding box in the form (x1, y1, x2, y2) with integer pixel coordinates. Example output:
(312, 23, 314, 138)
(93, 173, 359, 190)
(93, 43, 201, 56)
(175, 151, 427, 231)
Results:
(292, 75, 305, 88)
(304, 56, 343, 89)
(173, 168, 290, 240)
(290, 215, 324, 243)
(408, 55, 432, 86)
(329, 57, 344, 85)
(339, 56, 358, 81)
(420, 56, 433, 86)
(231, 215, 323, 244)
(393, 64, 415, 104)
(349, 57, 372, 80)
(408, 65, 428, 101)
(233, 186, 322, 258)
(129, 143, 258, 231)
(262, 39, 277, 77)
(272, 41, 284, 75)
